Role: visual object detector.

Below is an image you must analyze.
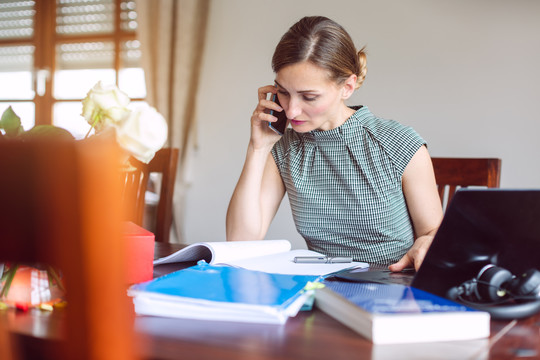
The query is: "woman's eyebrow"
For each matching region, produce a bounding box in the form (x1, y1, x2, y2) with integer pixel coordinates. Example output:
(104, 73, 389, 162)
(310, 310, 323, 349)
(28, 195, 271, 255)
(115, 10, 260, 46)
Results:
(274, 80, 318, 94)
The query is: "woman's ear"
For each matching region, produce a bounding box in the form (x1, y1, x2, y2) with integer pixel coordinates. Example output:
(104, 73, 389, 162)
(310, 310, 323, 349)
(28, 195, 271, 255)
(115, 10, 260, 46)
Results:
(341, 74, 357, 100)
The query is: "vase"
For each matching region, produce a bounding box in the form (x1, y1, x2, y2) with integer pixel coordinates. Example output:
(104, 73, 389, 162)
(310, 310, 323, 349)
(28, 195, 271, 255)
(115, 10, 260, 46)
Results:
(0, 263, 65, 309)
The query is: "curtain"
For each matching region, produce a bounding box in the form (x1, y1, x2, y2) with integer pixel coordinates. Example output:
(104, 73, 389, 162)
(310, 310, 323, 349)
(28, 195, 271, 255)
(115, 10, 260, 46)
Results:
(135, 0, 210, 243)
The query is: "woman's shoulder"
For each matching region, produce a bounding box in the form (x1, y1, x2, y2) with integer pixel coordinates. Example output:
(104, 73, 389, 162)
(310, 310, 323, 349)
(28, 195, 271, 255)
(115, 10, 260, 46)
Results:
(349, 107, 425, 174)
(352, 106, 421, 141)
(353, 107, 409, 130)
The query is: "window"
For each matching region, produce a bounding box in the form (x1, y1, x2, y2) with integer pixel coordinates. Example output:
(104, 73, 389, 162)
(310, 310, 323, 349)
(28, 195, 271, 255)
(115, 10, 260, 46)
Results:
(0, 0, 145, 138)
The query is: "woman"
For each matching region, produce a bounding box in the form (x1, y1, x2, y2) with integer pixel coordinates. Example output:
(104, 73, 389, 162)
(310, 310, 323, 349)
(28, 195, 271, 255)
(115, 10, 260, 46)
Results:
(226, 16, 443, 271)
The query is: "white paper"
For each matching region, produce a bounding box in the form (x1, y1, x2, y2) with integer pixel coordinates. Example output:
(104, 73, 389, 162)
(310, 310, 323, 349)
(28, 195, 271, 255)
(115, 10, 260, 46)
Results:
(226, 249, 368, 276)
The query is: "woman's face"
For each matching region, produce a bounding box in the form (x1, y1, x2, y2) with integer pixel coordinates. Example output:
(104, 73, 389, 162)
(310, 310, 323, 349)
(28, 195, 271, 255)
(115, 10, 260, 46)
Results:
(274, 61, 354, 132)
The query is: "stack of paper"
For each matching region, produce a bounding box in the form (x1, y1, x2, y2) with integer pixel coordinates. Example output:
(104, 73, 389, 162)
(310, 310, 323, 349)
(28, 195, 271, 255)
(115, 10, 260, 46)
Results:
(129, 262, 320, 324)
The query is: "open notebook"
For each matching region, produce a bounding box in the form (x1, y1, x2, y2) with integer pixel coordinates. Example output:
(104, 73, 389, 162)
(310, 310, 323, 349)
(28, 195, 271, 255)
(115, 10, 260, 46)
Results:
(153, 239, 368, 276)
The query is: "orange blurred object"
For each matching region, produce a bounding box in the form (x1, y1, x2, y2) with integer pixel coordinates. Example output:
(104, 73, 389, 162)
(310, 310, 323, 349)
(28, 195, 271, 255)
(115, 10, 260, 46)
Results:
(0, 137, 139, 359)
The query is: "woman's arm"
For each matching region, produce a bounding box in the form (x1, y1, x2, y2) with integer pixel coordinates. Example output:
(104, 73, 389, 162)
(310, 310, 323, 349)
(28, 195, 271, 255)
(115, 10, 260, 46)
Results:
(389, 145, 443, 271)
(226, 85, 287, 241)
(226, 150, 285, 241)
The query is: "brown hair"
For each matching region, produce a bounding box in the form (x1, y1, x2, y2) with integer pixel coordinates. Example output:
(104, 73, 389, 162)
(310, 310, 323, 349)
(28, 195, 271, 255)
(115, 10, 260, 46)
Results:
(272, 16, 367, 89)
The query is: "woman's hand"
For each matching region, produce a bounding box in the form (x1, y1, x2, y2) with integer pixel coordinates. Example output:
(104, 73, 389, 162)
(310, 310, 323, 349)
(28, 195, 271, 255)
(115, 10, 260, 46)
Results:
(389, 234, 434, 272)
(250, 85, 285, 151)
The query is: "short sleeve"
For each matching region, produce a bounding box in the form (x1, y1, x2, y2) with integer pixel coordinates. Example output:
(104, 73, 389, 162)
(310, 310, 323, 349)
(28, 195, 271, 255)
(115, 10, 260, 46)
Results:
(364, 118, 426, 176)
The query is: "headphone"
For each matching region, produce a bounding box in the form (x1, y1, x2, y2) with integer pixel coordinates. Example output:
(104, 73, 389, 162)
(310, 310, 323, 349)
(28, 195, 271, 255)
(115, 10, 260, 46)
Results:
(446, 264, 540, 320)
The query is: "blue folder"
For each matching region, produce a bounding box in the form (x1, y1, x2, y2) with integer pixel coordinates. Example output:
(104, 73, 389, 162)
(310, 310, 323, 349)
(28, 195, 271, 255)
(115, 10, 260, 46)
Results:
(129, 261, 320, 324)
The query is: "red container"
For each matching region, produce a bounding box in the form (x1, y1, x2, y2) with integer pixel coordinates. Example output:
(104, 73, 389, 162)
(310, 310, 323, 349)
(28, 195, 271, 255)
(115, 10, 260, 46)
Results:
(124, 222, 155, 284)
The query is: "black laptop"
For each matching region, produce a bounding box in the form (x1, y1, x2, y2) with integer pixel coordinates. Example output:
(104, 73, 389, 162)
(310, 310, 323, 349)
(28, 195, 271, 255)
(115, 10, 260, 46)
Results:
(335, 189, 540, 299)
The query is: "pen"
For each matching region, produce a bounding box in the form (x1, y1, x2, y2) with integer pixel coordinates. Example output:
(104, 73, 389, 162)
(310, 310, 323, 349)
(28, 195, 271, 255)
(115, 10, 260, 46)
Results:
(293, 256, 353, 264)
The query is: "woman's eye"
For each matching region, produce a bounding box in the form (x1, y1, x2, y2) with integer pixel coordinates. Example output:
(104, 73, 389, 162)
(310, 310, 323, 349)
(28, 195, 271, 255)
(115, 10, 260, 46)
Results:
(277, 90, 289, 97)
(303, 96, 318, 102)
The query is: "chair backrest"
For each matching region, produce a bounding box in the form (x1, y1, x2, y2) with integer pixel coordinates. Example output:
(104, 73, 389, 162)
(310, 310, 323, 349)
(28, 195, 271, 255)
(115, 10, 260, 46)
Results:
(431, 157, 502, 209)
(123, 148, 179, 243)
(0, 138, 136, 360)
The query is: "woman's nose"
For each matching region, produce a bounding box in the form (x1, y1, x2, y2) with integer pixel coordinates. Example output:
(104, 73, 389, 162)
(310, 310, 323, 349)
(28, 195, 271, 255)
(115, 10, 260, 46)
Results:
(285, 97, 302, 119)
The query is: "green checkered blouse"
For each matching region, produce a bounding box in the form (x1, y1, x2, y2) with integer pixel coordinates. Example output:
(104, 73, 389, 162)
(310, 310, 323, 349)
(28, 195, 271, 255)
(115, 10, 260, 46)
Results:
(271, 106, 426, 265)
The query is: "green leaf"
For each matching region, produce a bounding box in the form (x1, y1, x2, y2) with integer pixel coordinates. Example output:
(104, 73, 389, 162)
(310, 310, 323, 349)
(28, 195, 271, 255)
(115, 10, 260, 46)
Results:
(21, 125, 75, 140)
(0, 264, 19, 298)
(0, 106, 23, 137)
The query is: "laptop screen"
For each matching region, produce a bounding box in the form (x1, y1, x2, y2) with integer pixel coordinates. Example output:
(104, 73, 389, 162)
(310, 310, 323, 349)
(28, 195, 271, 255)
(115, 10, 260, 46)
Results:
(411, 189, 540, 298)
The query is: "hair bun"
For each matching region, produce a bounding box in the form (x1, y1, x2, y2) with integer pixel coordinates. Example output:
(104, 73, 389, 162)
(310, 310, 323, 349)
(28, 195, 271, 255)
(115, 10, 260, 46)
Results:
(356, 47, 367, 89)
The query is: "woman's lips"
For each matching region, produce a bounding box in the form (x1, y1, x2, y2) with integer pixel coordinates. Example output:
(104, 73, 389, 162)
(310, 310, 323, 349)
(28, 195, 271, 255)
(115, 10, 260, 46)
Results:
(290, 119, 306, 126)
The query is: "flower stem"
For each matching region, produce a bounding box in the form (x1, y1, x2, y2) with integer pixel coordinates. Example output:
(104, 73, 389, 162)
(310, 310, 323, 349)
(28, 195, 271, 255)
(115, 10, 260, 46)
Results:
(84, 111, 102, 139)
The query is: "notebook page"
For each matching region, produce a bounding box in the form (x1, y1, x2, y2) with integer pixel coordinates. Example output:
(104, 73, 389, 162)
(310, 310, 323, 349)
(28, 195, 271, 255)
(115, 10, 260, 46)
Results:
(227, 249, 368, 276)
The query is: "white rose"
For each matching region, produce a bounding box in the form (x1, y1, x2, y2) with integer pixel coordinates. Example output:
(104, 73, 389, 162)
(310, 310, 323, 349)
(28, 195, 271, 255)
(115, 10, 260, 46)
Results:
(81, 81, 131, 132)
(114, 103, 168, 163)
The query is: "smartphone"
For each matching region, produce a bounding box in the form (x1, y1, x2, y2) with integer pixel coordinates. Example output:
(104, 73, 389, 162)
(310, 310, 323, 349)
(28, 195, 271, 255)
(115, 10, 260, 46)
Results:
(268, 93, 288, 135)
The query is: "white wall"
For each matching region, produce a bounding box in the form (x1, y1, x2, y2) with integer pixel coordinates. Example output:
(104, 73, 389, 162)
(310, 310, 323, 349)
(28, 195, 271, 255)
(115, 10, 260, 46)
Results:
(183, 0, 540, 248)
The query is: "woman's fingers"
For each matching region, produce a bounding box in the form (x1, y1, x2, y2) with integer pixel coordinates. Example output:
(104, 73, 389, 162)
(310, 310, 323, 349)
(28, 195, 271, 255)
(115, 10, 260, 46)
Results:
(258, 84, 276, 101)
(249, 85, 283, 150)
(254, 85, 282, 122)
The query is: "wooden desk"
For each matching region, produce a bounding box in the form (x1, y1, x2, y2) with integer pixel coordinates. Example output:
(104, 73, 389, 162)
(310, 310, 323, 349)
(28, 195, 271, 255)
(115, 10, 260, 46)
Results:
(6, 243, 540, 360)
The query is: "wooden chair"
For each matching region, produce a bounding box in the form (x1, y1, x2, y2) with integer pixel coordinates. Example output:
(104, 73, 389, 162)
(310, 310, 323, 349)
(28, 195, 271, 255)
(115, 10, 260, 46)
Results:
(123, 148, 179, 243)
(431, 157, 502, 209)
(0, 138, 137, 360)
